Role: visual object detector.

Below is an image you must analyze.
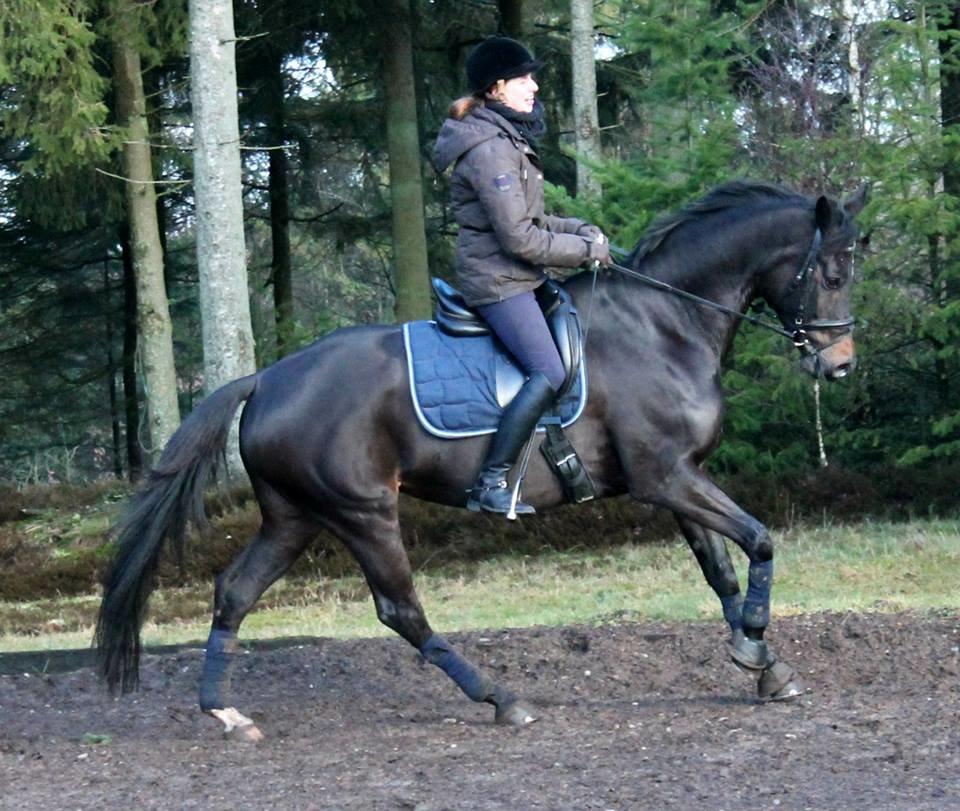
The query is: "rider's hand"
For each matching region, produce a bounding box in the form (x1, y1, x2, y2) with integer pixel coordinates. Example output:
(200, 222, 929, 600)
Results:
(585, 232, 611, 268)
(577, 223, 605, 242)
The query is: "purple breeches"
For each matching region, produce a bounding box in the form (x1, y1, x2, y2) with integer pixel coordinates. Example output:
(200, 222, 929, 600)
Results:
(477, 290, 565, 392)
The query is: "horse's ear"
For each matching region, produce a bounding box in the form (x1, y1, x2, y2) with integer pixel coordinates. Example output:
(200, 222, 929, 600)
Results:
(843, 184, 869, 218)
(815, 195, 836, 231)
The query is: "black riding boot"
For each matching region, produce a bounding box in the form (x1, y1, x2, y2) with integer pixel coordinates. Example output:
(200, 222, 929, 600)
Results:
(467, 371, 557, 516)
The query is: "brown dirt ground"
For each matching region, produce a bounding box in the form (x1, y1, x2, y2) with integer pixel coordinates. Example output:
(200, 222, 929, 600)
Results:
(1, 611, 958, 810)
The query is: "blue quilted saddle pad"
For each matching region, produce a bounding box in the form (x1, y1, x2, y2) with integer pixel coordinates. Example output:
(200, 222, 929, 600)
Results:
(402, 321, 587, 439)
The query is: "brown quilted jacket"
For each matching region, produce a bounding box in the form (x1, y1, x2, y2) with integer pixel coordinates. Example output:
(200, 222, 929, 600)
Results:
(433, 105, 593, 306)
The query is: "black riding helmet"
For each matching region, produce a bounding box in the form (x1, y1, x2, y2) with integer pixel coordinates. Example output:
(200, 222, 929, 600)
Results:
(466, 36, 542, 93)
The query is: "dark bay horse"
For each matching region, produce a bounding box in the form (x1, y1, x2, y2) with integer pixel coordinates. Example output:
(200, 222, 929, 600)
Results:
(97, 181, 866, 740)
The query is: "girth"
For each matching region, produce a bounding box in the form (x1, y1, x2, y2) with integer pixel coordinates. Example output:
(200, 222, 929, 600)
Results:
(431, 277, 583, 400)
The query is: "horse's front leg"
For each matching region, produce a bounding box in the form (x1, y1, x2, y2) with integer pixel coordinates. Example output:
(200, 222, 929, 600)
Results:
(674, 514, 743, 637)
(674, 515, 799, 698)
(654, 470, 802, 701)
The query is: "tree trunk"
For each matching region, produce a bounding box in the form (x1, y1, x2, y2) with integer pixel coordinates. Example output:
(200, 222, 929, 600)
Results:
(111, 9, 181, 459)
(570, 0, 602, 199)
(144, 67, 171, 287)
(104, 260, 124, 479)
(936, 1, 960, 403)
(938, 2, 960, 220)
(189, 0, 257, 473)
(498, 0, 529, 38)
(264, 48, 294, 356)
(121, 227, 143, 482)
(383, 0, 431, 322)
(841, 0, 864, 134)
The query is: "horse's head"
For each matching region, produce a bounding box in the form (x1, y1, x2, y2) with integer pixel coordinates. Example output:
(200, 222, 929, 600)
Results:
(762, 186, 868, 381)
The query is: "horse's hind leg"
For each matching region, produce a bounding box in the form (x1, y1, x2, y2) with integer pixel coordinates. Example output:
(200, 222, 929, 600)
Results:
(199, 495, 320, 740)
(331, 503, 536, 726)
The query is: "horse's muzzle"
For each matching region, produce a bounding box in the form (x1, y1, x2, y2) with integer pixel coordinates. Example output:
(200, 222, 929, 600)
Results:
(800, 332, 857, 380)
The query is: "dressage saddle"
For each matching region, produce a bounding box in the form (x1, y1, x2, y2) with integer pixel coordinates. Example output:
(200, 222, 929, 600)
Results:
(431, 277, 584, 403)
(430, 277, 595, 504)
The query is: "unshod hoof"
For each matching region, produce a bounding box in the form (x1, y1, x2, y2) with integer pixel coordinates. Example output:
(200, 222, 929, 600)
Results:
(225, 722, 265, 743)
(495, 700, 537, 726)
(209, 706, 265, 742)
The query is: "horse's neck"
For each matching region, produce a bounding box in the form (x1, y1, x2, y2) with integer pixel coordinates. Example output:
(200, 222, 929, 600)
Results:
(638, 235, 753, 306)
(625, 207, 803, 345)
(584, 259, 749, 360)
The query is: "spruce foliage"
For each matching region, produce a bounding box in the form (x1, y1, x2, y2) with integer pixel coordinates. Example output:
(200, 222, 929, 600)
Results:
(1, 0, 960, 481)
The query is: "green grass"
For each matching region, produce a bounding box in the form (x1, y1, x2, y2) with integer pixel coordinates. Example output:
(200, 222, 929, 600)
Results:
(1, 518, 959, 653)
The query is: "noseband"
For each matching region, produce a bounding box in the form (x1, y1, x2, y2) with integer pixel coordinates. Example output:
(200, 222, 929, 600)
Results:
(606, 226, 854, 356)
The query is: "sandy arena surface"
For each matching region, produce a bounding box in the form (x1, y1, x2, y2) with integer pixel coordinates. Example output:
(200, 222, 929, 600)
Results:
(2, 611, 958, 810)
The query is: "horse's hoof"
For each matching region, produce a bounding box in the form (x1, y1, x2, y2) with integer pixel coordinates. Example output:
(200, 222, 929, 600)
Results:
(728, 635, 770, 671)
(758, 660, 804, 702)
(208, 707, 265, 742)
(767, 680, 804, 702)
(225, 722, 265, 743)
(495, 701, 538, 726)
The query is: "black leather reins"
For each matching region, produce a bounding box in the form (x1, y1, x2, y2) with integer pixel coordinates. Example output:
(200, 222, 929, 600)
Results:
(603, 228, 853, 352)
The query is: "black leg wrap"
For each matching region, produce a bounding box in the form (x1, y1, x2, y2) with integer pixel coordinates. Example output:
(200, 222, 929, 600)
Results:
(199, 628, 239, 712)
(420, 636, 536, 724)
(720, 593, 744, 634)
(742, 559, 773, 629)
(420, 634, 495, 703)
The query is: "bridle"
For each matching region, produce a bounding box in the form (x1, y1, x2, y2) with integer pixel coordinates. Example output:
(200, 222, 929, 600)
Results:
(603, 227, 854, 355)
(780, 228, 855, 347)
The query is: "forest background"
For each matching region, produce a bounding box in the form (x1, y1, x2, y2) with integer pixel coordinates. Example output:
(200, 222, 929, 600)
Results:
(1, 0, 959, 511)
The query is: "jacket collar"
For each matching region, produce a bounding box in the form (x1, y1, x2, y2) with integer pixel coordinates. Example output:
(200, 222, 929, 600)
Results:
(433, 104, 533, 172)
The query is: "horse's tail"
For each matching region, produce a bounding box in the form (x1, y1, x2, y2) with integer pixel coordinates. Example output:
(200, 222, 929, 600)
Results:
(95, 373, 258, 694)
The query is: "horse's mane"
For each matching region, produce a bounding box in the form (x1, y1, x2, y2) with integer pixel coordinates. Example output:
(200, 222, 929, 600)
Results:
(628, 181, 809, 262)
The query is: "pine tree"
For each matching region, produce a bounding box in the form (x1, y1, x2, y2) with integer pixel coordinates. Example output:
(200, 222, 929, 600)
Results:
(110, 1, 181, 453)
(383, 0, 431, 322)
(189, 0, 257, 463)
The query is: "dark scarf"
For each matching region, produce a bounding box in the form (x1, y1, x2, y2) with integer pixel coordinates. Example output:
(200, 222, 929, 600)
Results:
(486, 99, 548, 151)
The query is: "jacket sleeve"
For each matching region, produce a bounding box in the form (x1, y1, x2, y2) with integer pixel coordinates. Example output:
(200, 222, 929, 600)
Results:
(543, 214, 587, 235)
(463, 141, 590, 268)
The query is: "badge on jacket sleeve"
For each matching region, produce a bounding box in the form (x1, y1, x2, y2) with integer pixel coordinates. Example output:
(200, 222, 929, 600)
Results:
(493, 173, 513, 192)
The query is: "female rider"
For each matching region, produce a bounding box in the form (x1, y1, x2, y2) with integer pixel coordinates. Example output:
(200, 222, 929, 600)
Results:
(433, 36, 610, 516)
